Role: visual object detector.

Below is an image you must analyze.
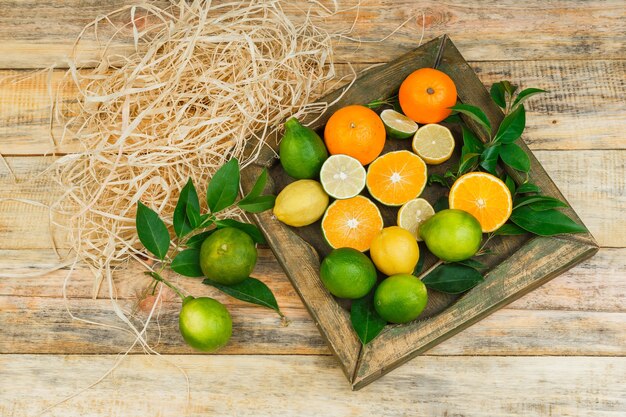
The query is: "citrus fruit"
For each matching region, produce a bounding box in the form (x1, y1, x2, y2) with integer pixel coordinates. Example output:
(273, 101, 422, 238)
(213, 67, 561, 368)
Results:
(274, 179, 329, 227)
(449, 172, 513, 232)
(319, 248, 377, 299)
(419, 209, 482, 262)
(319, 154, 366, 199)
(324, 105, 386, 165)
(411, 124, 455, 164)
(397, 198, 435, 241)
(399, 68, 457, 124)
(321, 195, 383, 252)
(179, 296, 232, 352)
(374, 274, 428, 324)
(366, 150, 427, 206)
(200, 227, 257, 285)
(279, 117, 328, 179)
(380, 109, 418, 139)
(369, 226, 420, 276)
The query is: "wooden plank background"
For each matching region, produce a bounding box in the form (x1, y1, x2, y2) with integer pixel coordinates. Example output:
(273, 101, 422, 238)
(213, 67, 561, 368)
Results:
(0, 0, 624, 415)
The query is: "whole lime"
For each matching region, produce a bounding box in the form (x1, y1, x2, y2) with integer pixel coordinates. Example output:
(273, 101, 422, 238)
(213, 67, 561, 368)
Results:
(374, 274, 428, 324)
(200, 227, 257, 285)
(419, 209, 482, 262)
(320, 247, 377, 299)
(179, 296, 232, 352)
(280, 117, 328, 179)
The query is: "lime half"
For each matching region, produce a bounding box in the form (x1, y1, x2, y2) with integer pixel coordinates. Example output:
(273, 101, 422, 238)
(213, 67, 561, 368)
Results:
(412, 124, 455, 165)
(380, 109, 418, 139)
(320, 154, 366, 199)
(397, 198, 435, 241)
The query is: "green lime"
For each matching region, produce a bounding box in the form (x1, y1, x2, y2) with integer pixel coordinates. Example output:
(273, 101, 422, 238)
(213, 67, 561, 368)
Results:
(179, 296, 232, 352)
(200, 227, 257, 285)
(279, 117, 328, 179)
(380, 109, 418, 139)
(419, 209, 482, 262)
(320, 247, 377, 299)
(374, 274, 428, 324)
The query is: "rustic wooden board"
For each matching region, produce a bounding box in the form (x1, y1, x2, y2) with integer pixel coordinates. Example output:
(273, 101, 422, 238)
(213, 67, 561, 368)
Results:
(240, 36, 599, 389)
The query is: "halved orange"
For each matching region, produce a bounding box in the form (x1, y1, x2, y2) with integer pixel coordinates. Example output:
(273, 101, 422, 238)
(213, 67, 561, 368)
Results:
(321, 195, 383, 252)
(449, 172, 513, 232)
(366, 150, 427, 206)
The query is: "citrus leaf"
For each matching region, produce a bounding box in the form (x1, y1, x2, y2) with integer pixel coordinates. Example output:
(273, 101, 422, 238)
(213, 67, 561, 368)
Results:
(516, 182, 541, 194)
(494, 223, 527, 236)
(461, 126, 484, 155)
(490, 82, 507, 108)
(171, 249, 203, 277)
(186, 204, 201, 229)
(207, 158, 240, 213)
(239, 168, 269, 204)
(442, 113, 463, 124)
(215, 219, 266, 244)
(422, 263, 484, 294)
(449, 104, 491, 136)
(500, 143, 531, 172)
(351, 293, 387, 345)
(455, 258, 487, 271)
(513, 195, 568, 211)
(501, 81, 518, 97)
(185, 230, 216, 249)
(458, 153, 480, 175)
(510, 206, 587, 235)
(504, 175, 516, 195)
(203, 277, 281, 315)
(428, 174, 449, 188)
(238, 195, 276, 213)
(479, 145, 500, 174)
(136, 202, 170, 260)
(173, 178, 200, 237)
(513, 88, 547, 109)
(494, 105, 525, 144)
(433, 196, 449, 212)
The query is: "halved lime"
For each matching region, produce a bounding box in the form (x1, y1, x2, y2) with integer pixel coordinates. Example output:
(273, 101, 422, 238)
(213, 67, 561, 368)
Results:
(380, 109, 418, 139)
(411, 124, 455, 165)
(397, 198, 435, 241)
(320, 154, 366, 199)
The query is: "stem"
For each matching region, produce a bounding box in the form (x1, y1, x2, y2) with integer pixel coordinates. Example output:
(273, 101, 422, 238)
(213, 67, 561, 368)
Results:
(416, 259, 444, 280)
(148, 271, 185, 301)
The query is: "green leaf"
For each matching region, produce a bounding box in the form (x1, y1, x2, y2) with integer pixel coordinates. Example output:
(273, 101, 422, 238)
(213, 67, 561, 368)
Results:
(428, 174, 449, 188)
(516, 182, 541, 194)
(461, 126, 484, 155)
(239, 168, 269, 203)
(203, 277, 281, 315)
(207, 158, 240, 213)
(480, 145, 500, 174)
(351, 293, 387, 345)
(494, 105, 525, 144)
(173, 179, 200, 237)
(215, 219, 266, 244)
(422, 263, 484, 294)
(238, 195, 276, 213)
(458, 153, 480, 175)
(442, 113, 463, 124)
(501, 81, 518, 97)
(456, 258, 487, 271)
(171, 249, 203, 277)
(444, 169, 456, 179)
(510, 206, 587, 236)
(513, 195, 568, 211)
(490, 82, 507, 108)
(186, 204, 201, 229)
(504, 175, 516, 195)
(494, 223, 527, 236)
(185, 230, 216, 249)
(500, 143, 531, 172)
(136, 202, 170, 260)
(513, 88, 547, 109)
(449, 104, 491, 136)
(433, 196, 449, 212)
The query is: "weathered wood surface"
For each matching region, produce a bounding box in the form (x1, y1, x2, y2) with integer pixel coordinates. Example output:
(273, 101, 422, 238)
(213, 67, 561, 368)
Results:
(1, 355, 625, 416)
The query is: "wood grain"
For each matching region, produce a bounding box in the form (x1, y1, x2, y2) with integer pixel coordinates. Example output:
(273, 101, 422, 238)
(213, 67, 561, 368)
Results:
(0, 0, 624, 68)
(1, 355, 624, 416)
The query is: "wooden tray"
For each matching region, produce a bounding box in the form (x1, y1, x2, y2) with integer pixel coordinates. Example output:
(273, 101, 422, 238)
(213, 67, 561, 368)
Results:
(240, 36, 598, 390)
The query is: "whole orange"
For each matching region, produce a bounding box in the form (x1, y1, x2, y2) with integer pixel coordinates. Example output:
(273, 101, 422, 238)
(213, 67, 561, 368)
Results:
(324, 105, 386, 165)
(398, 68, 457, 124)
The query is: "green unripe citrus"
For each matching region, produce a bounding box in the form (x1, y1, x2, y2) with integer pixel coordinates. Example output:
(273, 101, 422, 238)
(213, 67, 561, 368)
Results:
(179, 296, 232, 352)
(279, 117, 328, 179)
(200, 227, 257, 285)
(374, 274, 428, 324)
(419, 209, 482, 262)
(319, 247, 377, 299)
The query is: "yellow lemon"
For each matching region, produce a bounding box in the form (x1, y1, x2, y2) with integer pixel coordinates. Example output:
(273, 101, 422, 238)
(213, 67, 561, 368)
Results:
(273, 179, 329, 227)
(369, 226, 419, 276)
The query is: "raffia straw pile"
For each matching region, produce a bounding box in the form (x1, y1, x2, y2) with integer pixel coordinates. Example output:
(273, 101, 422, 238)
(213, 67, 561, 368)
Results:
(53, 0, 337, 292)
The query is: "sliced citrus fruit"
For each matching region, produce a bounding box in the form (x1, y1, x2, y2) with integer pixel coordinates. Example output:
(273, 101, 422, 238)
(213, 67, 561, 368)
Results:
(411, 124, 455, 164)
(366, 150, 427, 206)
(319, 154, 366, 199)
(321, 195, 383, 252)
(397, 198, 435, 241)
(380, 109, 418, 139)
(449, 172, 513, 232)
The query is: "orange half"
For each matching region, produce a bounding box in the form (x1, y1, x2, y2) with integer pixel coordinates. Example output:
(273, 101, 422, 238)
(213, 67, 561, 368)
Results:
(449, 172, 513, 232)
(321, 195, 383, 252)
(366, 150, 427, 206)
